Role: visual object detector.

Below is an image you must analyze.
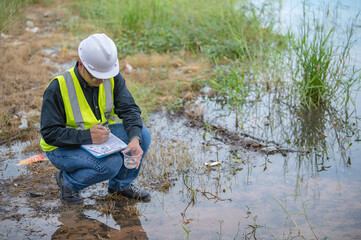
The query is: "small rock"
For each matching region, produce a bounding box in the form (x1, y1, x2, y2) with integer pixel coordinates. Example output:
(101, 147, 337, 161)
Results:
(25, 27, 39, 33)
(26, 15, 36, 20)
(19, 116, 28, 129)
(25, 20, 34, 28)
(10, 40, 23, 46)
(29, 192, 43, 198)
(1, 33, 10, 39)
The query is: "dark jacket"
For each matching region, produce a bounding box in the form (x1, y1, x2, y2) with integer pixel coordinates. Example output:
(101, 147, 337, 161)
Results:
(40, 61, 143, 148)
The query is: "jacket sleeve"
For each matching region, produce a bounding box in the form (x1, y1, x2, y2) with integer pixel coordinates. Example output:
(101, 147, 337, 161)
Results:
(40, 79, 92, 148)
(113, 73, 143, 141)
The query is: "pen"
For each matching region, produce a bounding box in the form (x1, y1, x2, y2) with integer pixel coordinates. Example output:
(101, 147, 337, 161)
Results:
(98, 121, 113, 130)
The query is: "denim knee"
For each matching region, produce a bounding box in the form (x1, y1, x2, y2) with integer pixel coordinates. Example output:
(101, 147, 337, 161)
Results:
(97, 156, 122, 180)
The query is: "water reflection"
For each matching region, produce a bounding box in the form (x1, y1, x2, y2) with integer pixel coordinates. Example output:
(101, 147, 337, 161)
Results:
(52, 203, 148, 239)
(292, 108, 327, 150)
(288, 104, 357, 172)
(200, 84, 358, 173)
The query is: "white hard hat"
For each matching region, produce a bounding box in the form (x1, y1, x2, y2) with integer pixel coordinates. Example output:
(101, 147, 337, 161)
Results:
(78, 33, 119, 79)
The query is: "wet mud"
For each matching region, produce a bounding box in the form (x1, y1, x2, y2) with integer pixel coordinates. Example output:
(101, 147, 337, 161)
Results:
(0, 159, 151, 239)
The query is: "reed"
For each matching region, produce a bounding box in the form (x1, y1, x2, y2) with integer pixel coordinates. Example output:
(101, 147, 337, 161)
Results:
(210, 63, 249, 129)
(289, 6, 360, 109)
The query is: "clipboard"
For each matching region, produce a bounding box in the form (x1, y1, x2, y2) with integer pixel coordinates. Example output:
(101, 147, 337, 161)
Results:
(81, 133, 127, 158)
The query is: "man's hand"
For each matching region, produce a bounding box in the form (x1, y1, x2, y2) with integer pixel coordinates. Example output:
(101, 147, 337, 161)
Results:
(122, 138, 143, 169)
(90, 125, 110, 144)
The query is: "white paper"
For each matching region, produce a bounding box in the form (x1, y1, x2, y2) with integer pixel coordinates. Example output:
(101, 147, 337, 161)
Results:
(81, 133, 127, 158)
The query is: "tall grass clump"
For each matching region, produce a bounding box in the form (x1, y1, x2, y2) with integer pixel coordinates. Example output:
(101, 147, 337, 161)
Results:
(0, 0, 46, 33)
(71, 0, 281, 61)
(289, 7, 360, 110)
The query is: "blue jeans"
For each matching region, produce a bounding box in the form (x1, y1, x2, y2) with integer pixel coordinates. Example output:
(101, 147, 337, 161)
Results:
(46, 123, 151, 192)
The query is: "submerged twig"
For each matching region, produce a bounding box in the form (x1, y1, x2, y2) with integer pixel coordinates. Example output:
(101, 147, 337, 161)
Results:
(274, 178, 319, 240)
(274, 197, 307, 239)
(175, 109, 310, 155)
(201, 191, 231, 202)
(182, 175, 231, 203)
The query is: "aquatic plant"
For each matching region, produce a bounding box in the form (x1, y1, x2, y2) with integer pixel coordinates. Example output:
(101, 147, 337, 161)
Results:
(274, 178, 319, 240)
(285, 4, 361, 161)
(210, 64, 248, 129)
(289, 6, 360, 109)
(203, 122, 217, 140)
(180, 223, 190, 239)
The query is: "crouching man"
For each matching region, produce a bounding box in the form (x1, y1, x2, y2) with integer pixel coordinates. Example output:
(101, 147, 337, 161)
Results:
(40, 33, 151, 204)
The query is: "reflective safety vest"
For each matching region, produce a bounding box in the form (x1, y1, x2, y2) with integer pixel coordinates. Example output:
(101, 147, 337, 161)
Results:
(40, 67, 116, 151)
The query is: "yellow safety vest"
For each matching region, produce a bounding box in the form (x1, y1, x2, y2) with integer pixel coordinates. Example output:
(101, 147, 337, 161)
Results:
(40, 67, 116, 151)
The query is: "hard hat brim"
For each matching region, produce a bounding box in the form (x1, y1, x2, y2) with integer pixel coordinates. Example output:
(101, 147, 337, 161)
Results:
(85, 60, 120, 79)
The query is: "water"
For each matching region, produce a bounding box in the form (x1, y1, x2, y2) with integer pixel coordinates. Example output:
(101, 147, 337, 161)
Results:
(136, 1, 361, 239)
(141, 108, 361, 239)
(124, 151, 138, 169)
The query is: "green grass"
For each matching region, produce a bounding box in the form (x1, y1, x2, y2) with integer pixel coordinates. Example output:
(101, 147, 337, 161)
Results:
(210, 63, 249, 129)
(69, 0, 281, 61)
(289, 7, 360, 109)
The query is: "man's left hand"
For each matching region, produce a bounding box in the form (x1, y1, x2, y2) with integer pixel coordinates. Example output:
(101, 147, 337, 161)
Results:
(123, 138, 143, 169)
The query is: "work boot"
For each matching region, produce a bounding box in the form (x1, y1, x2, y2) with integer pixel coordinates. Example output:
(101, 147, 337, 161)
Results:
(55, 171, 83, 205)
(108, 184, 151, 201)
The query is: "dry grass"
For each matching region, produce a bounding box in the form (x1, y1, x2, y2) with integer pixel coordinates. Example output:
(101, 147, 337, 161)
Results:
(137, 134, 202, 193)
(120, 52, 211, 108)
(0, 1, 78, 147)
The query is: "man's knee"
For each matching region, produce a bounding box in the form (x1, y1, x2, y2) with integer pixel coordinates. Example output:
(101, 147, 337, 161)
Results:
(98, 156, 121, 179)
